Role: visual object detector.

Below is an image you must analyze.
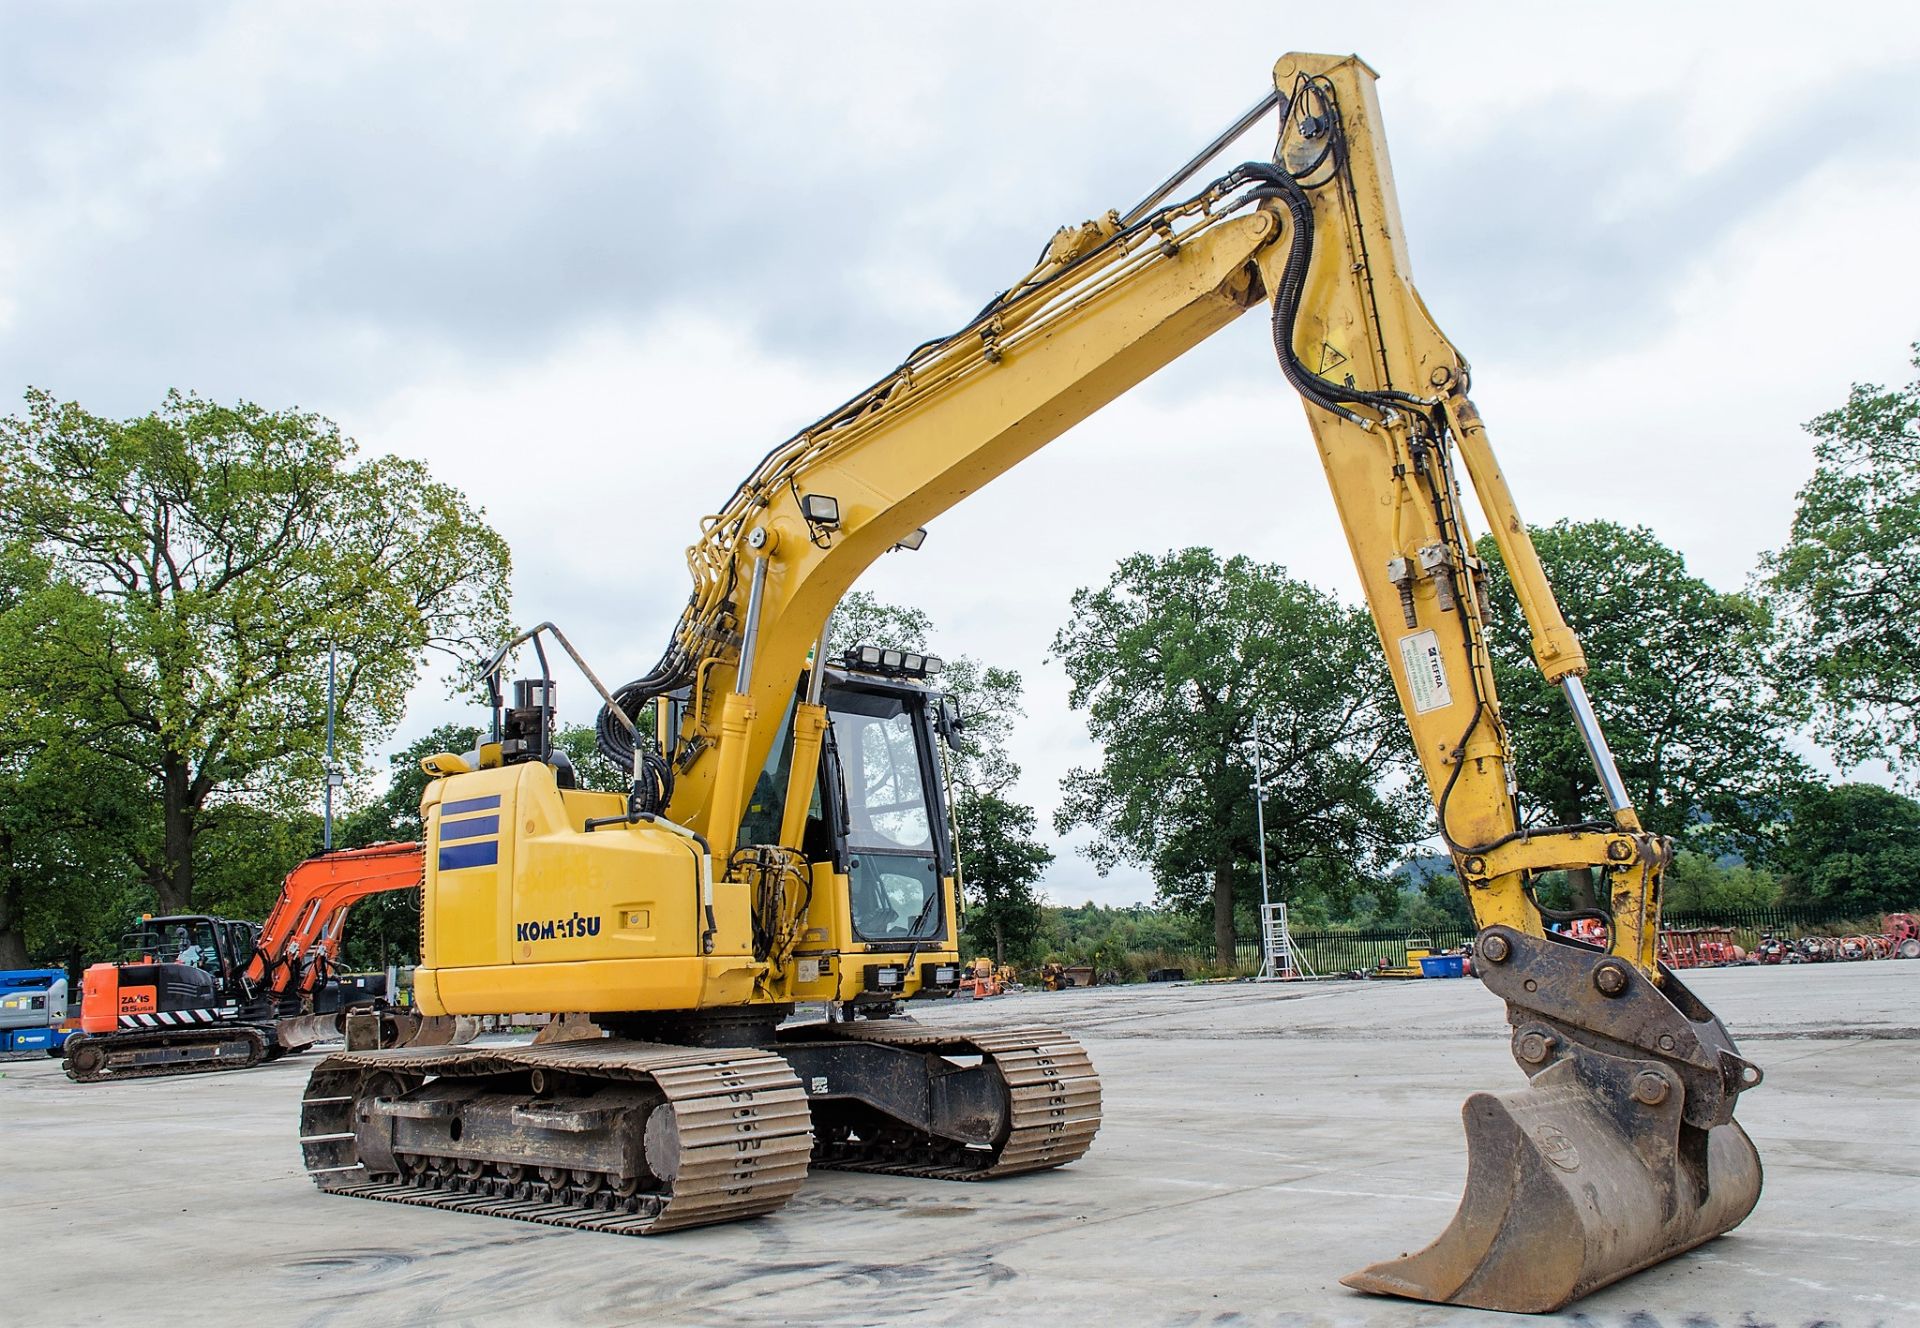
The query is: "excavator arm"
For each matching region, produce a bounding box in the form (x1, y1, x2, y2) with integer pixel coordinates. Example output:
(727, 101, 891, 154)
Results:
(1259, 58, 1765, 1310)
(246, 843, 475, 1052)
(244, 842, 426, 996)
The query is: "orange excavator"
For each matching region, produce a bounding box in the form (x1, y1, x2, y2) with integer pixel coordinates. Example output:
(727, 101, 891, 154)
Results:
(63, 843, 470, 1082)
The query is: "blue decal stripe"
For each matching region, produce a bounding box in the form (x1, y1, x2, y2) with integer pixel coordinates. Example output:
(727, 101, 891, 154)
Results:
(440, 814, 499, 841)
(438, 841, 499, 871)
(443, 794, 502, 815)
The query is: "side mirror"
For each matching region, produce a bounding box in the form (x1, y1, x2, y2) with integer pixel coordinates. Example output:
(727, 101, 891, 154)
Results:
(936, 696, 965, 749)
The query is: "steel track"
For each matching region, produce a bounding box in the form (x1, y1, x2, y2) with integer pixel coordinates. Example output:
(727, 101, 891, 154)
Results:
(801, 1023, 1103, 1179)
(63, 1027, 266, 1082)
(300, 1040, 814, 1234)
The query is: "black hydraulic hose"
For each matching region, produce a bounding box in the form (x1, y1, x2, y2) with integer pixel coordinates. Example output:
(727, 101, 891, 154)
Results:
(1242, 151, 1624, 874)
(1233, 161, 1432, 423)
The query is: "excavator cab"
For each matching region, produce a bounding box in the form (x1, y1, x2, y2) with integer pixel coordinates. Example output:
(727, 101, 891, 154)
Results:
(81, 915, 241, 1041)
(728, 646, 964, 1008)
(817, 662, 954, 943)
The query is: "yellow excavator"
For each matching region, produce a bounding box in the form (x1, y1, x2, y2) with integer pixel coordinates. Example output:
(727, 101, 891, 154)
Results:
(298, 53, 1763, 1313)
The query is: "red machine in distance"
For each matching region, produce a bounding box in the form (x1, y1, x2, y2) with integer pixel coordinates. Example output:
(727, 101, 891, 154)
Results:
(65, 843, 468, 1082)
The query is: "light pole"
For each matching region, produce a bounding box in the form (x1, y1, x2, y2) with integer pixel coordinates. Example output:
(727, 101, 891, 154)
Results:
(323, 644, 342, 851)
(1252, 714, 1275, 978)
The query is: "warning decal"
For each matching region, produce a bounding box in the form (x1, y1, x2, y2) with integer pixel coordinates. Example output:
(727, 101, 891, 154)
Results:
(1398, 629, 1455, 714)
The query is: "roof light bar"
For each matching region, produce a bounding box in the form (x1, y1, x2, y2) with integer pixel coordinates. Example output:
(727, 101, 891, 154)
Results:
(842, 644, 946, 680)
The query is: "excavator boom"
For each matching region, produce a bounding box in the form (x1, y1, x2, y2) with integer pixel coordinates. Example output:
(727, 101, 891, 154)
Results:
(245, 842, 428, 993)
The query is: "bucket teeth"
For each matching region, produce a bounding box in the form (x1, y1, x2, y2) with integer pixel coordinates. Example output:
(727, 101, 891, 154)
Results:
(1345, 927, 1764, 1314)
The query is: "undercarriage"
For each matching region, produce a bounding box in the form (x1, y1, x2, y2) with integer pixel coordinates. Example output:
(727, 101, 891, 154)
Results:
(299, 1020, 1102, 1234)
(65, 1008, 471, 1083)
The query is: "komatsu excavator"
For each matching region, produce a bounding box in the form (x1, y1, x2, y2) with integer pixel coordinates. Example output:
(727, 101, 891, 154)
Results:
(298, 53, 1763, 1313)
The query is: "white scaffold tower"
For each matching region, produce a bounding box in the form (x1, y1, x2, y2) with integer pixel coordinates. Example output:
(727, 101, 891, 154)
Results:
(1259, 901, 1314, 980)
(1252, 715, 1315, 981)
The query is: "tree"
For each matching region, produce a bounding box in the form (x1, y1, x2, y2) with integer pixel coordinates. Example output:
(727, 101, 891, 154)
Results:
(827, 590, 933, 660)
(1053, 548, 1423, 964)
(940, 655, 1052, 963)
(1775, 783, 1920, 913)
(0, 388, 512, 916)
(336, 723, 484, 849)
(0, 545, 152, 966)
(955, 793, 1051, 964)
(1764, 348, 1920, 778)
(0, 744, 149, 969)
(1661, 852, 1781, 915)
(553, 722, 634, 793)
(1479, 521, 1808, 862)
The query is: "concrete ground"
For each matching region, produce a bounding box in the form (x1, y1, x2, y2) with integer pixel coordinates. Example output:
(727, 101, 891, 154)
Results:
(2, 963, 1914, 1328)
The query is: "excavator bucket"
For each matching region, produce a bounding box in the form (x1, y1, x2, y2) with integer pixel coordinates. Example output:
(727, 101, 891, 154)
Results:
(1344, 927, 1764, 1314)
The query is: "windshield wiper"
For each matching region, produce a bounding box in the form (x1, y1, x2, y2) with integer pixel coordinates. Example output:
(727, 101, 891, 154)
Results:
(899, 881, 943, 984)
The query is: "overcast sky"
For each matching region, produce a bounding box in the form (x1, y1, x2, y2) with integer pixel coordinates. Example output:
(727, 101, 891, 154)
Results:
(5, 2, 1918, 907)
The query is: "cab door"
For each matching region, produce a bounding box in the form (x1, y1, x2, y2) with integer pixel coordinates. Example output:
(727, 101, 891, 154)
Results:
(821, 684, 952, 947)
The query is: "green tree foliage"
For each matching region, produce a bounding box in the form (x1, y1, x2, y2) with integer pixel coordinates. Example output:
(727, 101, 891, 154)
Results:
(0, 546, 151, 965)
(956, 793, 1051, 965)
(1775, 782, 1920, 913)
(828, 590, 932, 660)
(1043, 901, 1205, 972)
(1764, 349, 1920, 777)
(1053, 548, 1423, 964)
(1661, 852, 1781, 914)
(1479, 521, 1808, 860)
(939, 660, 1053, 966)
(0, 388, 512, 916)
(553, 721, 634, 793)
(0, 744, 149, 970)
(193, 803, 321, 922)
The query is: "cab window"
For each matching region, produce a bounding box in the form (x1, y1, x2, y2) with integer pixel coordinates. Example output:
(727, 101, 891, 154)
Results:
(830, 694, 934, 854)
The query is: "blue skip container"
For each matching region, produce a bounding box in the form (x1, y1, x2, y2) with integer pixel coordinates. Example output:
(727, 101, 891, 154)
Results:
(1420, 954, 1464, 978)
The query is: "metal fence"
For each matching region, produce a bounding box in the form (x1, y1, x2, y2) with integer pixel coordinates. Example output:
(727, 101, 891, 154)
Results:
(1658, 902, 1912, 948)
(1182, 901, 1917, 979)
(1283, 927, 1471, 977)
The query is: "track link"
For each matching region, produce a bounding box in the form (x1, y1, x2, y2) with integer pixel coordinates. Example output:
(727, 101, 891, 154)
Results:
(300, 1041, 813, 1235)
(804, 1023, 1102, 1179)
(63, 1027, 266, 1082)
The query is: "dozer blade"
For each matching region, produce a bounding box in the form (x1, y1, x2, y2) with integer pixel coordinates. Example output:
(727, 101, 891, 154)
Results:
(342, 1008, 480, 1050)
(1344, 926, 1764, 1314)
(394, 1013, 479, 1048)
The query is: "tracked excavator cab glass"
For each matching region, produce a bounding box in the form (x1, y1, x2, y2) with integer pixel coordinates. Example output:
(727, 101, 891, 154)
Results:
(736, 694, 800, 850)
(122, 917, 220, 966)
(826, 686, 946, 943)
(832, 697, 934, 853)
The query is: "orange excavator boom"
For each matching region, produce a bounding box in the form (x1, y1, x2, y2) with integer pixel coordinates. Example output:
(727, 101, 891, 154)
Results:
(244, 842, 425, 994)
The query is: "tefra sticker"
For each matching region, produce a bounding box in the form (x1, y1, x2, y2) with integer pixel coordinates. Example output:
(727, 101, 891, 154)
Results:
(1398, 629, 1454, 713)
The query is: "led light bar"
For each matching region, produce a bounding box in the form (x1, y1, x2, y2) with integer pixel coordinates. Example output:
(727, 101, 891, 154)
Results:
(842, 643, 946, 680)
